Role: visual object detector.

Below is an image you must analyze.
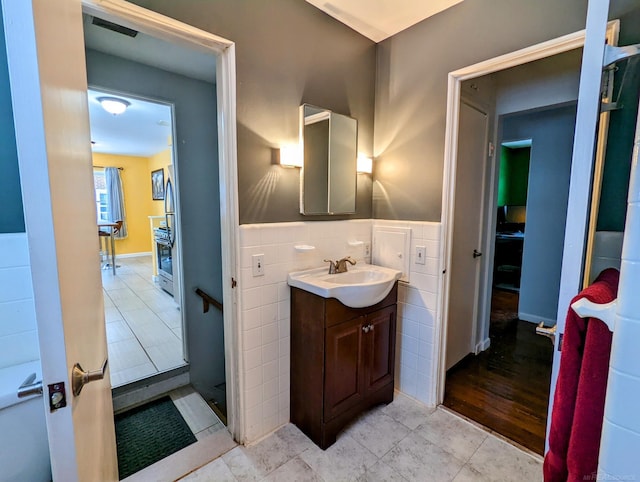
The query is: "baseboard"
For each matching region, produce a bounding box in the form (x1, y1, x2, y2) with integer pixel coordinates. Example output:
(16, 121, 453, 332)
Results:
(117, 251, 152, 259)
(112, 369, 189, 413)
(474, 337, 491, 354)
(519, 311, 556, 326)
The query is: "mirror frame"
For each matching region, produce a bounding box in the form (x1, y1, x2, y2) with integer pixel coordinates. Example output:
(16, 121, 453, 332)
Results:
(299, 104, 357, 215)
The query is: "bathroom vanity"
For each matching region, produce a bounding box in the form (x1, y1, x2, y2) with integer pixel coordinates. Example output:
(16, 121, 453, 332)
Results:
(290, 282, 398, 449)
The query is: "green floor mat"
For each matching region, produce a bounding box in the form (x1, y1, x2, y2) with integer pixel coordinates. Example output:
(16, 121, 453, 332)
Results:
(115, 396, 196, 479)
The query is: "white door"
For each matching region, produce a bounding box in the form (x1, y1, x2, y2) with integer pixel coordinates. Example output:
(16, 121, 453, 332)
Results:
(546, 0, 613, 445)
(2, 0, 118, 480)
(446, 101, 489, 370)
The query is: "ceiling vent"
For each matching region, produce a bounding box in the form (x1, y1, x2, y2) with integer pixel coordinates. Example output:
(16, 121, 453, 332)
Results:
(91, 16, 138, 38)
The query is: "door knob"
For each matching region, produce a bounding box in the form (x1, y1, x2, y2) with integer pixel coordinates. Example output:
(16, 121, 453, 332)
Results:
(473, 249, 483, 258)
(535, 322, 557, 344)
(72, 358, 108, 396)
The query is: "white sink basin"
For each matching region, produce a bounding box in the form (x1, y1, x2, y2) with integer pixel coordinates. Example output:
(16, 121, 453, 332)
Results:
(287, 264, 402, 308)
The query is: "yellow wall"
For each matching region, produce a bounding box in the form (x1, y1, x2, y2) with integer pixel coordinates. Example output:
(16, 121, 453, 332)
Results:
(148, 148, 172, 217)
(93, 153, 153, 255)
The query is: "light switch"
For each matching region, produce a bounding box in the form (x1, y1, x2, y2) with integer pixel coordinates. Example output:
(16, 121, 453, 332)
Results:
(252, 254, 265, 276)
(416, 246, 426, 265)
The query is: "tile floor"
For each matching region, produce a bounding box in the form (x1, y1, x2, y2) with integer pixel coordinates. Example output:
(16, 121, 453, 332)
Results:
(179, 392, 543, 481)
(102, 255, 184, 387)
(168, 385, 225, 441)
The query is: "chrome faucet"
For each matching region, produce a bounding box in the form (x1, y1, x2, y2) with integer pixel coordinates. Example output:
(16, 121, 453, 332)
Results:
(324, 256, 356, 274)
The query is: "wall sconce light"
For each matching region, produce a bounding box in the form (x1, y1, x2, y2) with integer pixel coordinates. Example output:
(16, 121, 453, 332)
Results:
(98, 96, 130, 115)
(357, 154, 373, 174)
(279, 145, 303, 168)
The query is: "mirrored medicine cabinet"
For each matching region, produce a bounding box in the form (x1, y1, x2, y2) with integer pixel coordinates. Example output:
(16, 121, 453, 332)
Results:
(299, 104, 357, 215)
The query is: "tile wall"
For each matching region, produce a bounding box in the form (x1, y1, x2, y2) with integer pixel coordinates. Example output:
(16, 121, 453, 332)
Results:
(237, 219, 442, 442)
(375, 221, 441, 406)
(0, 233, 39, 370)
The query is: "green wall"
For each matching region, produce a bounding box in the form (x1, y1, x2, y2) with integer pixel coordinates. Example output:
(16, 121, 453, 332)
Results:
(0, 9, 25, 233)
(498, 146, 530, 207)
(596, 8, 640, 232)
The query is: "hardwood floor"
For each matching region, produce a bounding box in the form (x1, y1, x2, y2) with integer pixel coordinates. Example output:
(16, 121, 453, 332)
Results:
(443, 289, 554, 454)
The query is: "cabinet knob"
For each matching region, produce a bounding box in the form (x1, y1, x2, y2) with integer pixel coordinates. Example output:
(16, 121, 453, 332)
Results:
(362, 325, 370, 333)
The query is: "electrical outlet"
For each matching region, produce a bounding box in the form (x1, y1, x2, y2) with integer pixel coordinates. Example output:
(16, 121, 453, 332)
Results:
(364, 242, 371, 257)
(252, 254, 265, 276)
(416, 246, 426, 265)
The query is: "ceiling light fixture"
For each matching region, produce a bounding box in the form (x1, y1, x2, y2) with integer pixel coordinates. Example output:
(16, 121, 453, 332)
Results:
(97, 96, 130, 115)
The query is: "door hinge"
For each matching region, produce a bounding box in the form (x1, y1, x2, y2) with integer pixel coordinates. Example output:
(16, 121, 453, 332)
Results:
(231, 277, 237, 289)
(488, 141, 495, 158)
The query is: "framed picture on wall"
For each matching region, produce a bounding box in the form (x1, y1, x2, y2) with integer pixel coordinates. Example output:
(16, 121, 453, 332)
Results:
(151, 169, 165, 200)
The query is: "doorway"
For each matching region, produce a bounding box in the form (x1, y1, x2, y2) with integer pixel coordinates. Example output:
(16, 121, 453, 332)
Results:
(438, 30, 609, 453)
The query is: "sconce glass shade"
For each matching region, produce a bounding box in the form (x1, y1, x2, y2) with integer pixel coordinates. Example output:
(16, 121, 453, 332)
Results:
(280, 145, 303, 168)
(98, 97, 130, 115)
(357, 154, 373, 174)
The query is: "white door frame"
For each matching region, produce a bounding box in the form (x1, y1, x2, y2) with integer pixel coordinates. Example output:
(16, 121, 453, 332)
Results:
(436, 22, 618, 405)
(82, 0, 242, 440)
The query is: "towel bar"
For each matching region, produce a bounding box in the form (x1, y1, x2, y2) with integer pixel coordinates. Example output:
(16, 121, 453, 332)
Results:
(570, 298, 617, 332)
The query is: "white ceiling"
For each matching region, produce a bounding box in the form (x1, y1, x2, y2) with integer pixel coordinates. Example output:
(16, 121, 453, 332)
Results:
(84, 13, 216, 157)
(305, 0, 464, 42)
(88, 89, 173, 158)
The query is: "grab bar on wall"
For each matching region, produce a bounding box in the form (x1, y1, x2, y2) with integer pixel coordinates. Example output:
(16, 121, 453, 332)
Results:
(195, 288, 223, 314)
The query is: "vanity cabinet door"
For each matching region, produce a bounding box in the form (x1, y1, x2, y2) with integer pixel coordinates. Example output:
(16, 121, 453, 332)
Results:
(324, 316, 366, 421)
(364, 305, 397, 395)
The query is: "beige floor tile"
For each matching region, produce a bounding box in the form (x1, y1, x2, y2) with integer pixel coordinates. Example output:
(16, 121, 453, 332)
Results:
(172, 327, 183, 340)
(107, 338, 152, 373)
(382, 392, 436, 430)
(114, 295, 147, 311)
(465, 436, 542, 482)
(129, 320, 178, 347)
(143, 297, 179, 313)
(381, 432, 464, 482)
(180, 457, 235, 482)
(158, 308, 182, 329)
(413, 408, 488, 462)
(106, 320, 135, 343)
(122, 307, 165, 328)
(345, 410, 411, 458)
(170, 386, 221, 434)
(221, 446, 263, 481)
(110, 362, 157, 387)
(300, 433, 378, 481)
(104, 306, 124, 323)
(357, 460, 408, 482)
(195, 423, 224, 441)
(147, 340, 185, 371)
(263, 457, 322, 482)
(452, 465, 494, 482)
(105, 286, 137, 301)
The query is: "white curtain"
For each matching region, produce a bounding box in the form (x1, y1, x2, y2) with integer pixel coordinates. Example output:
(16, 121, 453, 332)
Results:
(105, 167, 127, 238)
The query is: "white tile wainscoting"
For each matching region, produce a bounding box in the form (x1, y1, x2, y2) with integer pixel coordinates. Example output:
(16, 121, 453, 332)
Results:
(0, 233, 39, 370)
(237, 219, 442, 443)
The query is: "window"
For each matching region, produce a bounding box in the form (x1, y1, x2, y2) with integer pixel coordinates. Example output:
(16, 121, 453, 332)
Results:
(93, 169, 109, 222)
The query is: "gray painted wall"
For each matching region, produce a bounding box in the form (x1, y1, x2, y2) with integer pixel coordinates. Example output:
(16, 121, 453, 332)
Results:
(374, 0, 590, 221)
(85, 49, 225, 399)
(130, 0, 376, 224)
(0, 10, 25, 233)
(501, 104, 577, 324)
(493, 49, 582, 116)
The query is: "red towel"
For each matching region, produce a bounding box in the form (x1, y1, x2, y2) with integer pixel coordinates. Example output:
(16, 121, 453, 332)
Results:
(544, 268, 619, 482)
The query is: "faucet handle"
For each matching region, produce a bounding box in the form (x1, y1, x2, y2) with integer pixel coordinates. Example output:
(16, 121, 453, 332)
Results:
(324, 259, 337, 274)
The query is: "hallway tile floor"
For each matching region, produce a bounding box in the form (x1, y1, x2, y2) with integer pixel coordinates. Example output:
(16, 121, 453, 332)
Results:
(179, 392, 543, 482)
(102, 255, 184, 387)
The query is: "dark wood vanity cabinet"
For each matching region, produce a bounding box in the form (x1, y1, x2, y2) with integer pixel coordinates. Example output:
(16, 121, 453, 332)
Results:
(290, 283, 397, 449)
